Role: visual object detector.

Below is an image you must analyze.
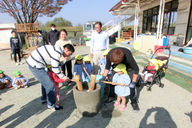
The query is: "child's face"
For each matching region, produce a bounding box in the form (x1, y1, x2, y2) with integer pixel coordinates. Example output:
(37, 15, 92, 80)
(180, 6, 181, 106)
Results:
(149, 62, 154, 66)
(0, 73, 4, 78)
(117, 71, 124, 75)
(103, 55, 106, 58)
(12, 32, 16, 37)
(85, 61, 90, 64)
(77, 60, 83, 64)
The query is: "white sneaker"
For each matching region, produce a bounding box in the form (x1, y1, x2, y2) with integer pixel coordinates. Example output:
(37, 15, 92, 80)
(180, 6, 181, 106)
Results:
(25, 86, 28, 88)
(19, 62, 23, 65)
(47, 105, 56, 111)
(15, 63, 19, 66)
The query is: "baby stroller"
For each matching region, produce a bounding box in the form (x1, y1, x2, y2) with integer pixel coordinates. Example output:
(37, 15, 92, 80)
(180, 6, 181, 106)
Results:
(140, 46, 171, 91)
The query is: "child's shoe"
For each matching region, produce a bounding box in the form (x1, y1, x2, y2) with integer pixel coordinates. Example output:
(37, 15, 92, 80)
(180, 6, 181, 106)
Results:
(114, 101, 120, 107)
(120, 104, 126, 111)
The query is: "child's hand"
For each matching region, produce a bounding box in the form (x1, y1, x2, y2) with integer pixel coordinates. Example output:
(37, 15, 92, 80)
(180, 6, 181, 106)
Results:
(120, 83, 125, 86)
(63, 77, 70, 82)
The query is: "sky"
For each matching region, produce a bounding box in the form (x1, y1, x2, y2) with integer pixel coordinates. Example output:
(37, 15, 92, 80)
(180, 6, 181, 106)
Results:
(0, 0, 120, 26)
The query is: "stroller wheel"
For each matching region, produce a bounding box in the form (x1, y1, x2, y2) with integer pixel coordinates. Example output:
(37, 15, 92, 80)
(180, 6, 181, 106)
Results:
(147, 87, 151, 91)
(160, 83, 164, 88)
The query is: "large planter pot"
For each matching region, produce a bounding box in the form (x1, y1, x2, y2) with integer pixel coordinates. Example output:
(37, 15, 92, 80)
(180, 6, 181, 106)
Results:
(73, 84, 101, 116)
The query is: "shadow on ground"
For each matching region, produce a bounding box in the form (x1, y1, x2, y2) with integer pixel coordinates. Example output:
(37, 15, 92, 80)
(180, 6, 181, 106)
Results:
(28, 77, 40, 87)
(184, 101, 192, 122)
(139, 107, 177, 128)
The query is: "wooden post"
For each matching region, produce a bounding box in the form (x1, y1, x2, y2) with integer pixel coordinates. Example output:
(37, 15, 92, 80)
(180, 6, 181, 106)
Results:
(89, 75, 96, 91)
(75, 75, 83, 91)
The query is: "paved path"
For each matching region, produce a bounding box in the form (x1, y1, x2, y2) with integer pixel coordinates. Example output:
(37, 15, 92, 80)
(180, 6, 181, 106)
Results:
(0, 46, 191, 128)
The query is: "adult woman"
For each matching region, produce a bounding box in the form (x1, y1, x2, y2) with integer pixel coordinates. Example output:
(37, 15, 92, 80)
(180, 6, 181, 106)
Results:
(55, 29, 73, 80)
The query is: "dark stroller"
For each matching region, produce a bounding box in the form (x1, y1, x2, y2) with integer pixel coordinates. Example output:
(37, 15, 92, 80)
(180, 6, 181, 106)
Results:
(139, 46, 171, 91)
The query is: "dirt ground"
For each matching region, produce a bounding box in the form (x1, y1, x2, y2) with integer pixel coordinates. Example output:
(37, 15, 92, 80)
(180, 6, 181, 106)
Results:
(0, 46, 192, 128)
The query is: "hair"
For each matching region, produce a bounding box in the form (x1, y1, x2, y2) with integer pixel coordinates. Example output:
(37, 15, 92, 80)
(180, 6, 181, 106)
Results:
(75, 59, 83, 64)
(11, 30, 16, 34)
(63, 44, 75, 53)
(59, 29, 68, 36)
(38, 30, 42, 34)
(110, 48, 124, 64)
(50, 24, 56, 27)
(95, 21, 102, 28)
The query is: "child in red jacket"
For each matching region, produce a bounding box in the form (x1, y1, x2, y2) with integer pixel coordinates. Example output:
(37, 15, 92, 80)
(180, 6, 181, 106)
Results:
(140, 59, 157, 82)
(46, 65, 65, 105)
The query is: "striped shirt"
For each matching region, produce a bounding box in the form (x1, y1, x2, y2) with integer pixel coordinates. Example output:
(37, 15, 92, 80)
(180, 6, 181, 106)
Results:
(26, 45, 65, 79)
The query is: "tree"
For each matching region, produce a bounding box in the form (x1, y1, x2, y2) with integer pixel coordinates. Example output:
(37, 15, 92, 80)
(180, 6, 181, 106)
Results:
(0, 0, 72, 24)
(44, 17, 73, 27)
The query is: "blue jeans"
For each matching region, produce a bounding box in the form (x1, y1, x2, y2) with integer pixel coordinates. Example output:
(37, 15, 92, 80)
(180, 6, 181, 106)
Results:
(28, 64, 56, 106)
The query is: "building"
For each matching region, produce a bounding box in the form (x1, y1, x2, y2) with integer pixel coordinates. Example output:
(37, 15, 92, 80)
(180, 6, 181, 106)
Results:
(109, 0, 192, 45)
(0, 23, 15, 49)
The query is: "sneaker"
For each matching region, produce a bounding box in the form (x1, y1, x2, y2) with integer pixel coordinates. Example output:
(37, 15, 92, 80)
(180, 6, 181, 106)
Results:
(47, 105, 56, 111)
(47, 105, 63, 111)
(120, 104, 126, 111)
(25, 86, 28, 88)
(15, 63, 19, 66)
(55, 105, 63, 110)
(114, 101, 120, 107)
(131, 103, 140, 111)
(19, 62, 23, 65)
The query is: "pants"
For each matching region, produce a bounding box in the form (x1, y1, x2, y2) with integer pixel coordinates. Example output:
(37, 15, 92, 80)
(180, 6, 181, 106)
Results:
(28, 64, 56, 106)
(92, 50, 104, 74)
(13, 49, 21, 63)
(61, 60, 72, 79)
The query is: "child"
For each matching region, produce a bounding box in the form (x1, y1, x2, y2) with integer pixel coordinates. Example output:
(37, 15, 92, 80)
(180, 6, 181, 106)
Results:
(112, 64, 131, 111)
(10, 30, 21, 66)
(73, 54, 86, 82)
(46, 65, 65, 106)
(12, 70, 28, 89)
(83, 56, 93, 78)
(98, 49, 112, 75)
(0, 70, 12, 89)
(140, 59, 159, 83)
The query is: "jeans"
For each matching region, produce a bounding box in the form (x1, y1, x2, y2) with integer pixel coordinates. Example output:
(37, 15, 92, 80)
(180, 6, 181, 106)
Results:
(28, 64, 56, 106)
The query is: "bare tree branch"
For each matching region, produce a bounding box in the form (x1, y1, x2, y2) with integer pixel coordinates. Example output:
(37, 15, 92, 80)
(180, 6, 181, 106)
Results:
(0, 0, 72, 23)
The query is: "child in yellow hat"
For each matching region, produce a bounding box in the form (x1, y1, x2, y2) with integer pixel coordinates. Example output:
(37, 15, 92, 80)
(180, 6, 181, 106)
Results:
(113, 64, 131, 111)
(12, 70, 28, 89)
(73, 54, 86, 82)
(0, 70, 12, 89)
(83, 56, 93, 78)
(98, 49, 112, 75)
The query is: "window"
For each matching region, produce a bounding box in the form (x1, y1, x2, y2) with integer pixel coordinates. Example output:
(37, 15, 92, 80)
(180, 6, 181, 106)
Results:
(142, 0, 178, 35)
(186, 3, 192, 43)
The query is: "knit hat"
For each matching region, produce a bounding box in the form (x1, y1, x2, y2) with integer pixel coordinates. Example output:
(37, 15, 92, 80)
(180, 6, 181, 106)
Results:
(113, 64, 128, 75)
(83, 56, 91, 62)
(13, 70, 21, 76)
(0, 70, 3, 74)
(103, 49, 110, 56)
(75, 54, 83, 61)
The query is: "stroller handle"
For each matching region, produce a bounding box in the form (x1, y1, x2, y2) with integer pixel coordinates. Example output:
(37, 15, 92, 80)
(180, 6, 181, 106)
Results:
(151, 45, 171, 60)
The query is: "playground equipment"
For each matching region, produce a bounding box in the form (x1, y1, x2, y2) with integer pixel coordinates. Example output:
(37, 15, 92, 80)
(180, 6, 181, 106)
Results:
(81, 21, 96, 46)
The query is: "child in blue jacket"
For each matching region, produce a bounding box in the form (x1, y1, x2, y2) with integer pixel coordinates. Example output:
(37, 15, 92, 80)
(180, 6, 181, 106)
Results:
(12, 70, 28, 89)
(73, 54, 86, 82)
(113, 64, 131, 111)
